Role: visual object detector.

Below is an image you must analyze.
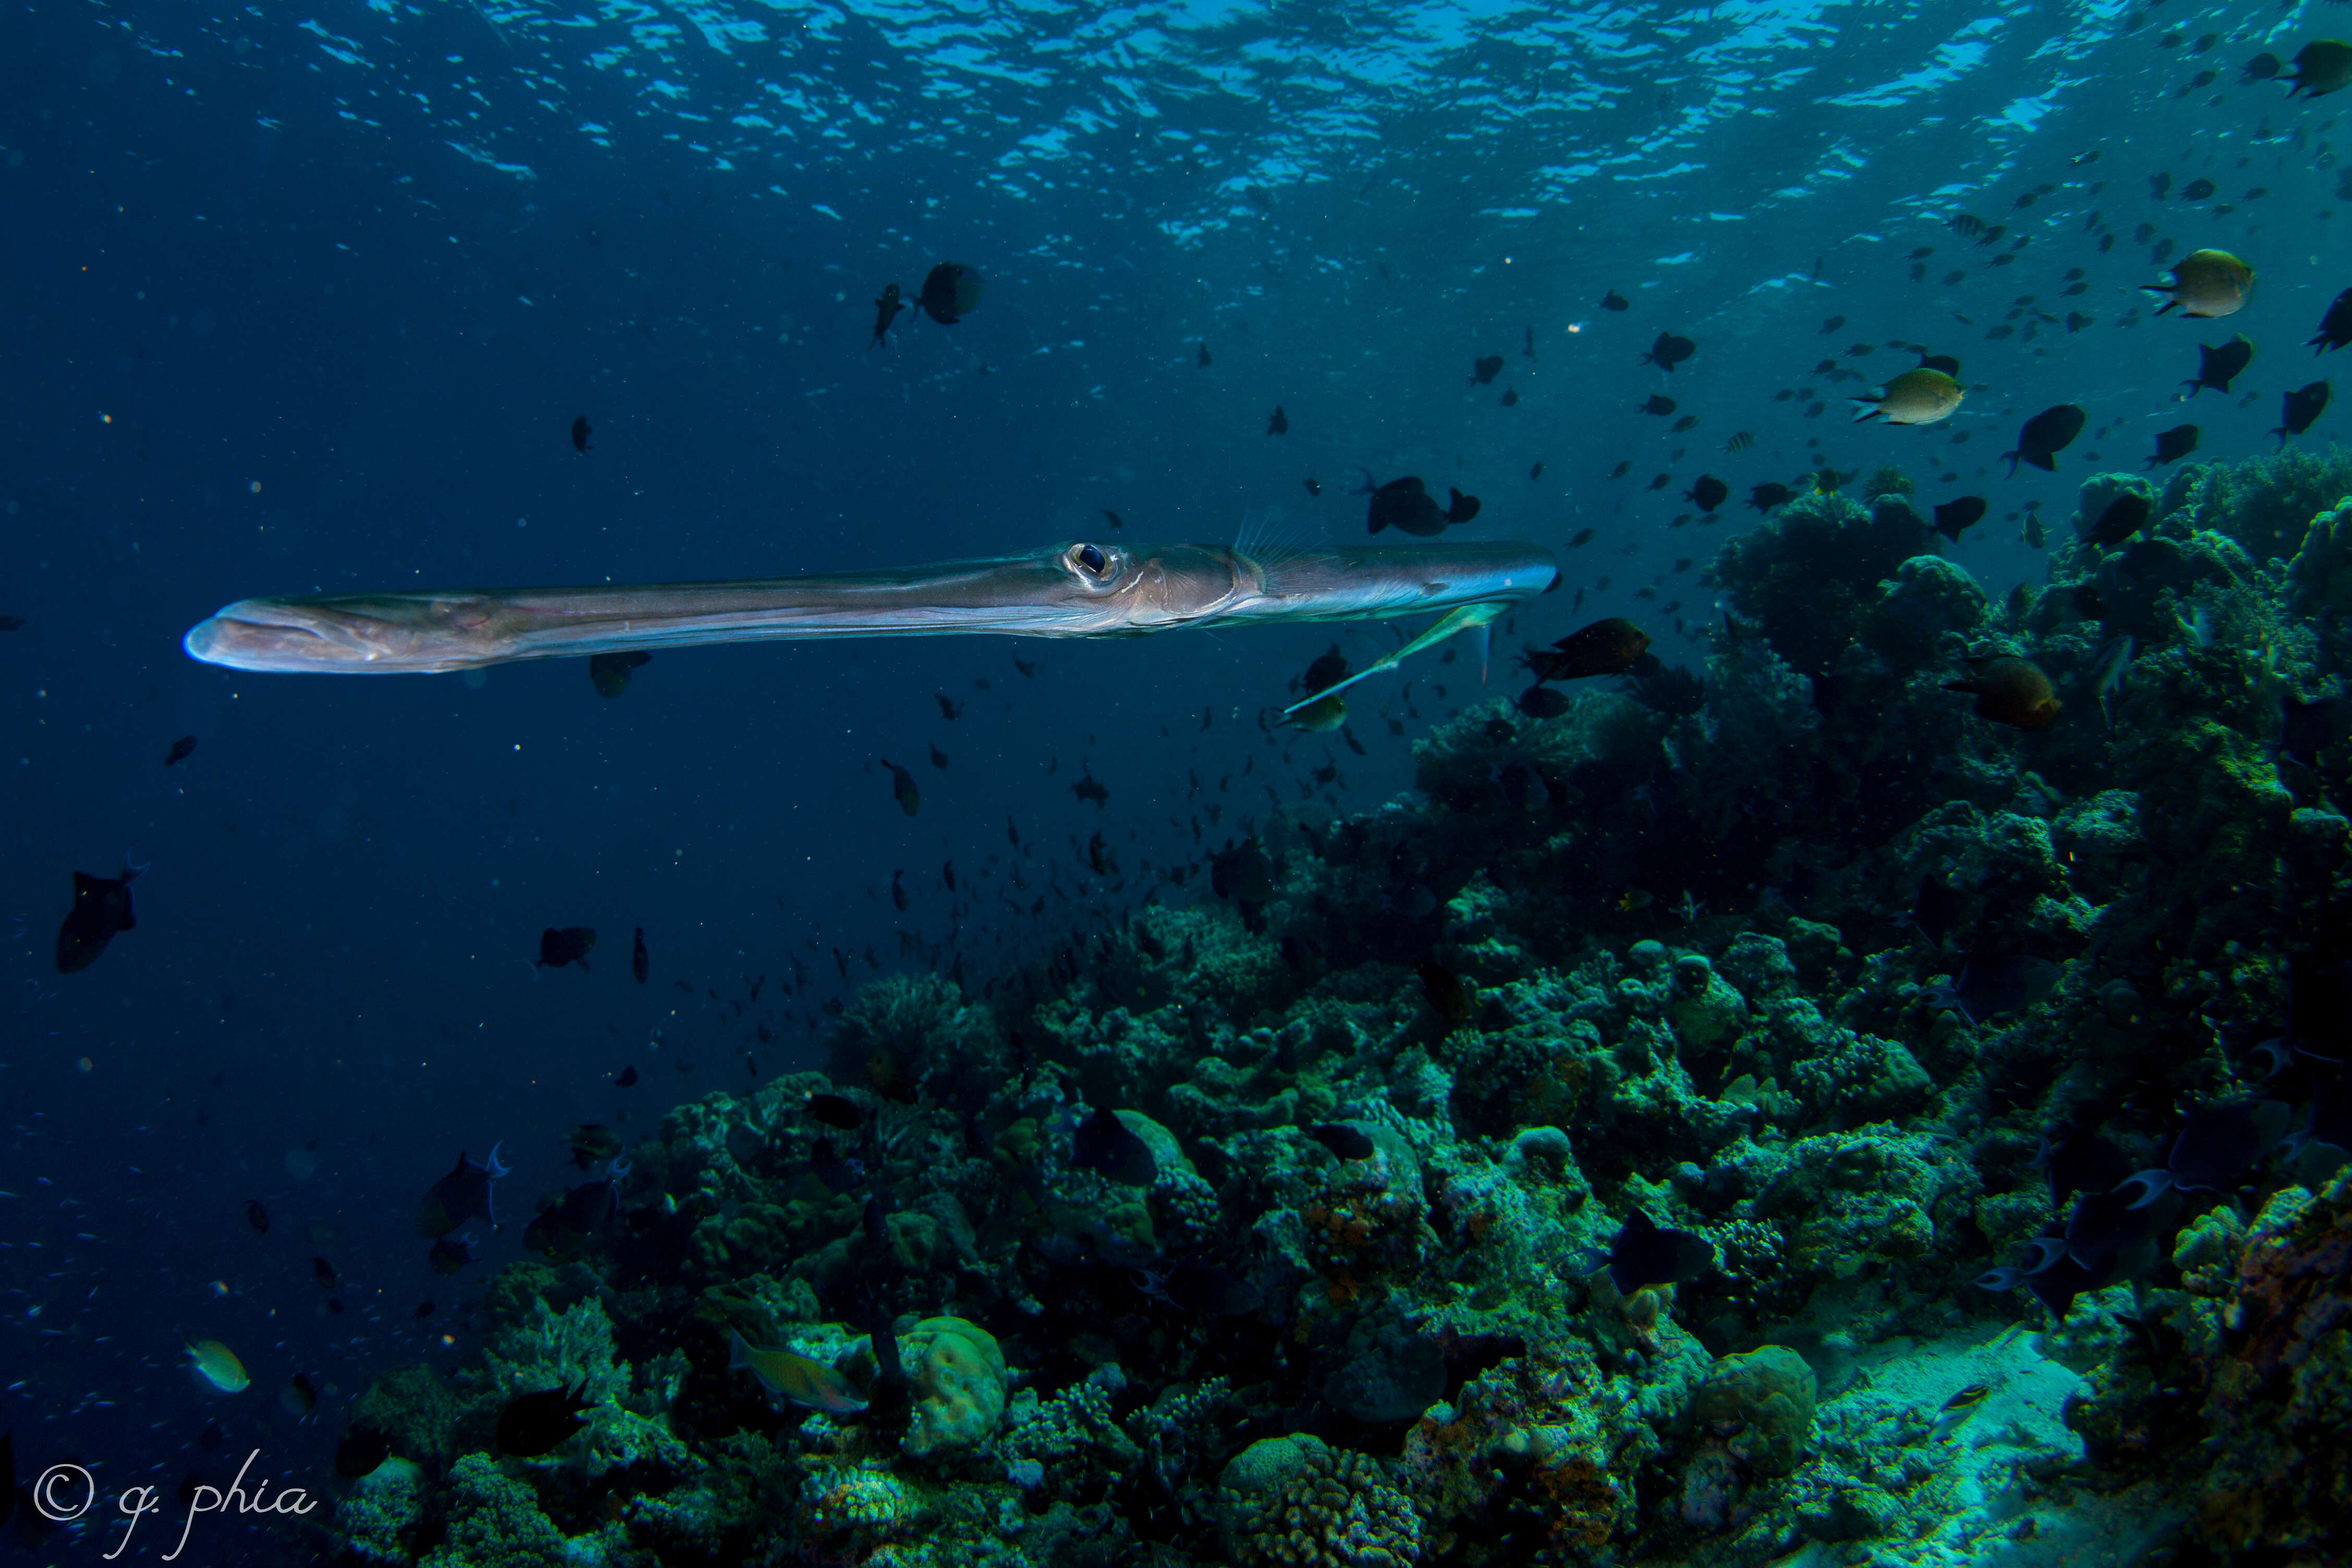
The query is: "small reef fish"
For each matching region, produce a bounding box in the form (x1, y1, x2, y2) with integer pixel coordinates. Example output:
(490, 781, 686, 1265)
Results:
(2148, 425, 2200, 467)
(1599, 289, 1629, 311)
(335, 1426, 392, 1478)
(1307, 1123, 1377, 1161)
(1639, 394, 1676, 416)
(2116, 1099, 2293, 1206)
(2182, 334, 2254, 395)
(915, 262, 984, 325)
(1470, 355, 1504, 385)
(1594, 1210, 1715, 1295)
(804, 1093, 869, 1130)
(417, 1145, 509, 1237)
(570, 415, 590, 454)
(869, 281, 902, 347)
(2274, 382, 2331, 445)
(1851, 368, 1962, 426)
(497, 1384, 596, 1456)
(55, 859, 141, 975)
(632, 927, 649, 985)
(2309, 287, 2352, 354)
(1943, 656, 2060, 730)
(1359, 475, 1480, 537)
(2083, 492, 2152, 547)
(1267, 406, 1288, 436)
(187, 1341, 249, 1395)
(537, 926, 596, 971)
(1419, 960, 1471, 1028)
(1684, 476, 1728, 512)
(2283, 40, 2352, 98)
(2143, 249, 2253, 318)
(730, 1331, 869, 1414)
(2003, 405, 2086, 475)
(427, 1235, 476, 1275)
(589, 650, 650, 697)
(164, 735, 197, 766)
(1526, 619, 1650, 682)
(1748, 483, 1793, 513)
(879, 758, 921, 816)
(1932, 497, 1986, 543)
(1070, 1107, 1157, 1185)
(1639, 332, 1696, 371)
(245, 1200, 269, 1234)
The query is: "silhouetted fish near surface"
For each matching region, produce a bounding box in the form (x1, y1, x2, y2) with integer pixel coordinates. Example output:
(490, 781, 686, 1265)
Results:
(1071, 1107, 1157, 1185)
(2184, 334, 2254, 394)
(1526, 619, 1650, 682)
(631, 927, 648, 984)
(1529, 461, 1546, 481)
(879, 758, 921, 816)
(1099, 509, 1125, 532)
(537, 926, 596, 971)
(1944, 657, 2060, 730)
(570, 416, 590, 454)
(1638, 394, 1677, 416)
(1470, 355, 1504, 385)
(1071, 768, 1108, 807)
(2148, 425, 2200, 467)
(2003, 404, 2086, 475)
(416, 1145, 508, 1237)
(1267, 406, 1288, 435)
(498, 1384, 596, 1457)
(2310, 287, 2352, 354)
(1196, 342, 1212, 367)
(1600, 290, 1630, 311)
(1684, 475, 1728, 512)
(164, 735, 197, 766)
(1594, 1210, 1715, 1295)
(1748, 483, 1793, 513)
(1302, 476, 1322, 497)
(2084, 492, 2152, 547)
(1500, 388, 1519, 407)
(1932, 497, 1987, 543)
(55, 860, 140, 974)
(915, 262, 984, 324)
(2283, 40, 2352, 98)
(614, 1065, 639, 1088)
(2275, 381, 2331, 444)
(1359, 475, 1480, 536)
(1523, 325, 1537, 359)
(589, 650, 650, 697)
(245, 1199, 269, 1234)
(869, 281, 902, 347)
(1569, 526, 1597, 548)
(1640, 332, 1696, 371)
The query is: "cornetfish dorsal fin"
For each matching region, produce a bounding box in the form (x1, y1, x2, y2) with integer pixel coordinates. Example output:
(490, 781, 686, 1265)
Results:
(1277, 601, 1508, 719)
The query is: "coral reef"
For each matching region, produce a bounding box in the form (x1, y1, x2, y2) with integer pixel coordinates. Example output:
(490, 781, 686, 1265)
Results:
(321, 448, 2352, 1566)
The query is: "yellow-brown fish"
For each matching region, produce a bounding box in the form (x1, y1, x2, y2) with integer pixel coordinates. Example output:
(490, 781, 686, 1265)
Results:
(1943, 657, 2060, 731)
(729, 1330, 867, 1414)
(1851, 367, 1963, 426)
(2144, 249, 2254, 319)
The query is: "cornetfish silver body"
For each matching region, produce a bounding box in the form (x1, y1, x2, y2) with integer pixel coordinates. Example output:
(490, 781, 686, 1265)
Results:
(181, 539, 1558, 676)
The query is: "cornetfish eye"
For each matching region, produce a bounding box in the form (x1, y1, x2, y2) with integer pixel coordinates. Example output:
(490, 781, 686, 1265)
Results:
(1074, 543, 1108, 575)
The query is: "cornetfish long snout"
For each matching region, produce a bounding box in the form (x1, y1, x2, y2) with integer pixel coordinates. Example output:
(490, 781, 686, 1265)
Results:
(182, 538, 1559, 675)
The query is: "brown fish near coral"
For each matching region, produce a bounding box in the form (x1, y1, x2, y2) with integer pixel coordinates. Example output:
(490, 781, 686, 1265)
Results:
(1943, 657, 2060, 730)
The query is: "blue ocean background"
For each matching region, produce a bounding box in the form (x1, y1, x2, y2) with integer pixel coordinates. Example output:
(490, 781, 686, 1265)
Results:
(0, 0, 2337, 1554)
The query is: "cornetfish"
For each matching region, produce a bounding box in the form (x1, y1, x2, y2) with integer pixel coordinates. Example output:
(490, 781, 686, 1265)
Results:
(182, 540, 1559, 695)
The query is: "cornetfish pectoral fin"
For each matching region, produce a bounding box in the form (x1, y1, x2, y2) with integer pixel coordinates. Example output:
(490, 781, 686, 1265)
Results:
(1276, 601, 1510, 720)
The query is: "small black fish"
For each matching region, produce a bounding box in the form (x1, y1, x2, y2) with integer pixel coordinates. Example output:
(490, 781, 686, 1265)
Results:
(2184, 334, 2254, 395)
(1360, 475, 1480, 537)
(2275, 381, 2331, 444)
(570, 416, 590, 454)
(2120, 1099, 2293, 1207)
(164, 735, 197, 767)
(335, 1426, 393, 1479)
(1267, 406, 1288, 436)
(2243, 51, 2283, 83)
(1608, 460, 1631, 479)
(1070, 1107, 1157, 1185)
(805, 1093, 867, 1130)
(1100, 509, 1125, 531)
(245, 1200, 269, 1235)
(869, 281, 902, 348)
(916, 262, 984, 325)
(1747, 482, 1793, 513)
(1600, 1209, 1715, 1295)
(1600, 290, 1630, 312)
(1568, 526, 1596, 548)
(615, 1065, 640, 1088)
(416, 1146, 508, 1237)
(1821, 315, 1846, 334)
(1638, 394, 1677, 416)
(1639, 332, 1696, 371)
(2036, 1125, 2131, 1209)
(427, 1235, 475, 1276)
(1932, 496, 1987, 543)
(1683, 475, 1727, 512)
(1419, 960, 1470, 1028)
(2002, 404, 2086, 475)
(1516, 686, 1571, 718)
(1914, 351, 1962, 376)
(1307, 1123, 1377, 1160)
(1500, 388, 1519, 407)
(1497, 760, 1548, 811)
(2310, 287, 2352, 355)
(1210, 837, 1274, 903)
(890, 871, 908, 911)
(1302, 475, 1322, 497)
(415, 1300, 436, 1319)
(1071, 768, 1109, 807)
(879, 758, 921, 816)
(311, 1256, 336, 1288)
(537, 926, 596, 971)
(1197, 342, 1212, 368)
(806, 1136, 859, 1195)
(631, 926, 648, 985)
(1470, 355, 1504, 384)
(2082, 493, 2153, 550)
(497, 1384, 596, 1458)
(589, 650, 650, 698)
(1529, 461, 1546, 481)
(55, 861, 139, 974)
(1525, 618, 1650, 682)
(2148, 425, 2199, 467)
(2180, 177, 2216, 201)
(0, 615, 22, 630)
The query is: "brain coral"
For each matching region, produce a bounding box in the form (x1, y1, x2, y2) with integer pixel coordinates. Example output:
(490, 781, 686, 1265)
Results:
(1689, 1344, 1817, 1477)
(900, 1316, 1010, 1458)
